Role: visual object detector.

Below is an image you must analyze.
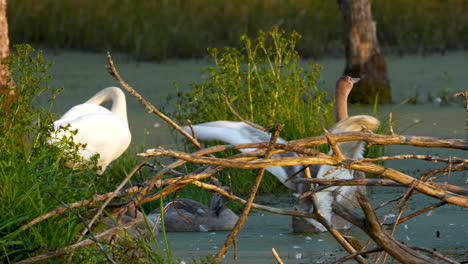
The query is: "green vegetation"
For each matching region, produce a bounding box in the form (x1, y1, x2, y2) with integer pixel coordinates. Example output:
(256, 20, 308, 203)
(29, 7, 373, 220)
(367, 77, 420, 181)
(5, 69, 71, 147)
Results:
(9, 0, 467, 60)
(0, 45, 166, 263)
(171, 28, 335, 195)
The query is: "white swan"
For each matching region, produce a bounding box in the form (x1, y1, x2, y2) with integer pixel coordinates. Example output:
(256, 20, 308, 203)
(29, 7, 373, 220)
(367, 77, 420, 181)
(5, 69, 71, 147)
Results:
(294, 115, 380, 232)
(181, 76, 361, 193)
(182, 76, 380, 232)
(50, 87, 131, 174)
(182, 120, 302, 191)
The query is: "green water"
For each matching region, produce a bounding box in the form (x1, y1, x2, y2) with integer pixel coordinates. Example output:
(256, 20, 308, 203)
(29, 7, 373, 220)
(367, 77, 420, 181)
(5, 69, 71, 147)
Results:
(43, 50, 467, 263)
(44, 50, 467, 148)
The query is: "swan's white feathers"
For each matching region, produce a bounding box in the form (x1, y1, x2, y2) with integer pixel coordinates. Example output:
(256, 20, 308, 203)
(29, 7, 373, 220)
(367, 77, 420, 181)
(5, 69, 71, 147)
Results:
(306, 115, 380, 228)
(182, 121, 301, 191)
(50, 87, 131, 174)
(184, 115, 380, 232)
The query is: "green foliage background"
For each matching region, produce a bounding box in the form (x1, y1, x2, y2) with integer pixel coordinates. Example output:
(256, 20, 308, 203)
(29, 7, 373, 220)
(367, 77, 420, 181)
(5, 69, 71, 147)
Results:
(9, 0, 468, 60)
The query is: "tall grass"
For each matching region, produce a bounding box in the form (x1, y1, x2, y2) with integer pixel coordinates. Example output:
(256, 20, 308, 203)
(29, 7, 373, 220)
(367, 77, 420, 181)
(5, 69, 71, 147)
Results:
(170, 29, 335, 195)
(9, 0, 467, 60)
(0, 45, 167, 263)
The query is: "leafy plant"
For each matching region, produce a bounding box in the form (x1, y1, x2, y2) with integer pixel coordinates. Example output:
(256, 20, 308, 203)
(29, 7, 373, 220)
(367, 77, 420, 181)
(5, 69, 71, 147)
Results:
(171, 28, 335, 195)
(0, 45, 164, 263)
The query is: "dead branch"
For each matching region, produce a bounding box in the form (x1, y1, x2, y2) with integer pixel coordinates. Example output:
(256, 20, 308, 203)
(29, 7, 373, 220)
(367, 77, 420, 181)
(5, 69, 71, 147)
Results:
(15, 218, 142, 264)
(214, 124, 283, 261)
(222, 93, 270, 133)
(77, 156, 150, 240)
(361, 154, 467, 164)
(141, 147, 468, 207)
(336, 246, 462, 264)
(393, 201, 447, 225)
(16, 55, 466, 264)
(106, 52, 202, 148)
(333, 191, 438, 264)
(271, 248, 285, 264)
(48, 192, 116, 264)
(294, 178, 468, 196)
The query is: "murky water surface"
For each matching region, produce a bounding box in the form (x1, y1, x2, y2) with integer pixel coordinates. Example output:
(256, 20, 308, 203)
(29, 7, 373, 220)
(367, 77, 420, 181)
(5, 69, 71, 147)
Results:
(43, 50, 467, 263)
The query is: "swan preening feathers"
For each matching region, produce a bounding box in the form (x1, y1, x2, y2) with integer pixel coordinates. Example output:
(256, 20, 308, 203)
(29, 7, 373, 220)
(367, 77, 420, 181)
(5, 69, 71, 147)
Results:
(182, 76, 380, 232)
(50, 87, 131, 174)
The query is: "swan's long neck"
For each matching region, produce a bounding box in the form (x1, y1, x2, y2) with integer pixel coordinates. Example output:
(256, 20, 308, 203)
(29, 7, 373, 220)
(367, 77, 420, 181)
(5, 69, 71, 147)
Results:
(85, 87, 128, 122)
(335, 82, 350, 122)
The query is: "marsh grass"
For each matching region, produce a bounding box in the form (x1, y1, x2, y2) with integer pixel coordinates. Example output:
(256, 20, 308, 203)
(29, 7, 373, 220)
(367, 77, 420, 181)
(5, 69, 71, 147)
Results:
(9, 0, 467, 60)
(170, 29, 335, 195)
(0, 45, 169, 263)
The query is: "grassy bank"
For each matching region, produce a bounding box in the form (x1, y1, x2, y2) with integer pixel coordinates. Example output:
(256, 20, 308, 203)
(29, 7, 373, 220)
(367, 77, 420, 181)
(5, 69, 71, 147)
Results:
(0, 45, 167, 263)
(9, 0, 467, 60)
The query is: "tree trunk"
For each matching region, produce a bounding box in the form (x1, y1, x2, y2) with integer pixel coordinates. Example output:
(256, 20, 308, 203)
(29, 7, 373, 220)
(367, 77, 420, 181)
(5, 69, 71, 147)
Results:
(338, 0, 391, 104)
(0, 0, 13, 107)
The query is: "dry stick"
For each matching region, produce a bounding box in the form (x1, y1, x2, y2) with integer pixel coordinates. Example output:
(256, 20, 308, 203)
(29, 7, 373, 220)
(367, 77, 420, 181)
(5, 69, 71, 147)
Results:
(380, 162, 459, 263)
(377, 181, 418, 264)
(107, 52, 215, 226)
(68, 156, 150, 263)
(394, 201, 447, 225)
(48, 192, 117, 264)
(336, 247, 384, 263)
(410, 246, 462, 264)
(221, 93, 270, 132)
(333, 191, 438, 264)
(324, 129, 345, 160)
(420, 166, 467, 179)
(336, 246, 462, 264)
(106, 52, 201, 148)
(306, 137, 368, 264)
(361, 154, 467, 164)
(214, 124, 284, 262)
(189, 180, 325, 221)
(271, 248, 285, 264)
(304, 151, 467, 181)
(290, 132, 468, 150)
(141, 147, 468, 207)
(19, 131, 466, 249)
(296, 178, 468, 196)
(20, 185, 141, 231)
(15, 219, 141, 264)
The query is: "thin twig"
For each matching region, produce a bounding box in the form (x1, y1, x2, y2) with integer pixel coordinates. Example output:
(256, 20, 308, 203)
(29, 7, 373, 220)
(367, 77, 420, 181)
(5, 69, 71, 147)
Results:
(77, 156, 149, 241)
(48, 192, 117, 264)
(106, 52, 202, 148)
(222, 93, 270, 132)
(271, 248, 285, 264)
(324, 129, 345, 161)
(141, 147, 468, 207)
(16, 218, 141, 264)
(393, 201, 447, 225)
(214, 124, 284, 261)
